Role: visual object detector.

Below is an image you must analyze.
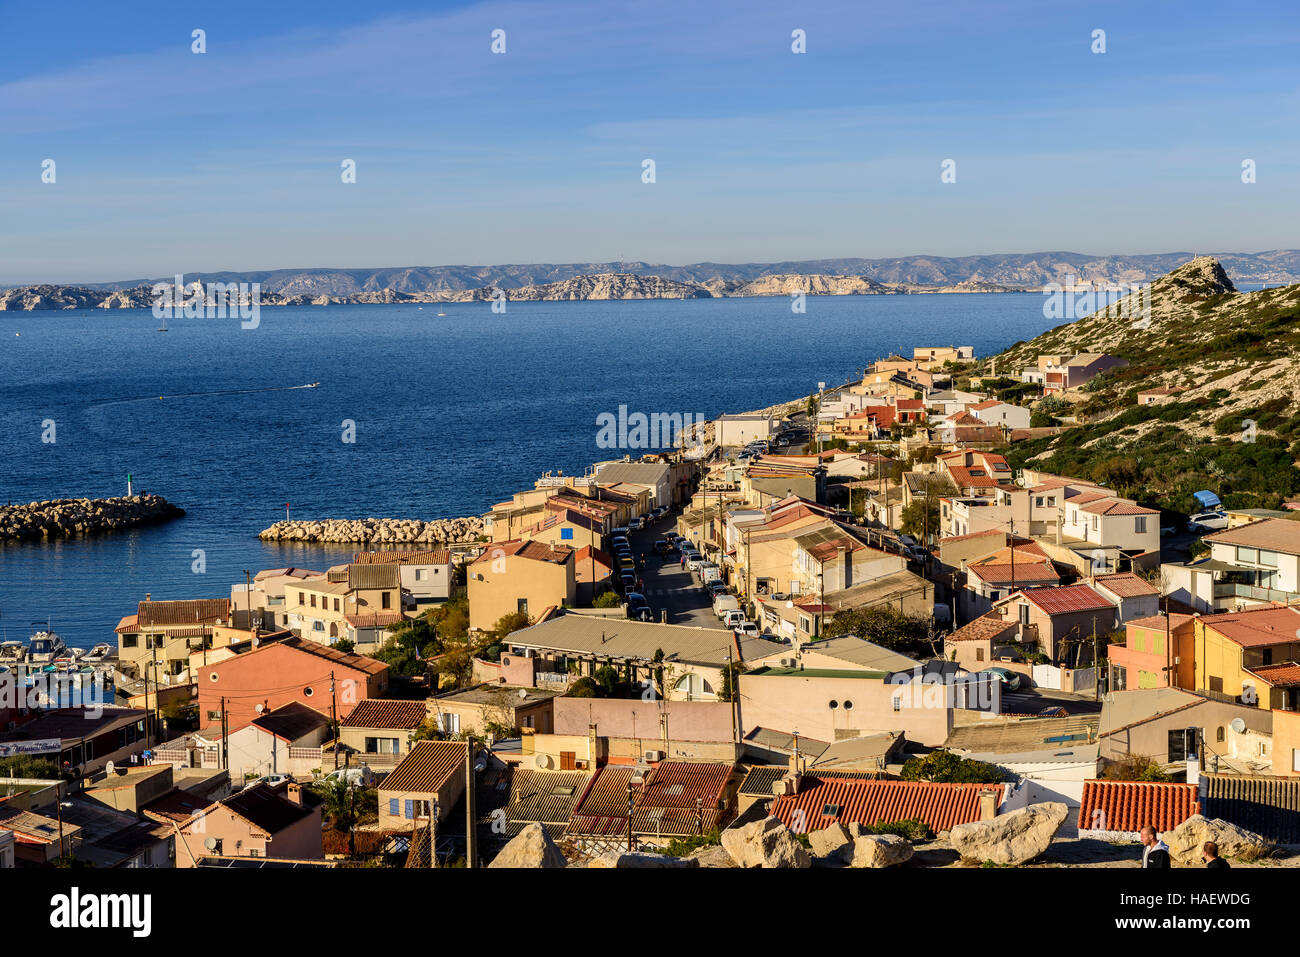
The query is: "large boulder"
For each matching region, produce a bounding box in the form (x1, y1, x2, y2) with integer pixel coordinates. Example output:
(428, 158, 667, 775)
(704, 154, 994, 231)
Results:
(687, 844, 736, 868)
(948, 802, 1069, 866)
(848, 833, 914, 868)
(588, 851, 699, 868)
(807, 822, 853, 862)
(1162, 815, 1273, 865)
(721, 816, 811, 869)
(487, 823, 567, 868)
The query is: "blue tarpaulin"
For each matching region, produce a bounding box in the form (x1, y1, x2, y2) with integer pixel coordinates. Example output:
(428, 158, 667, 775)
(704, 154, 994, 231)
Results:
(1193, 490, 1222, 510)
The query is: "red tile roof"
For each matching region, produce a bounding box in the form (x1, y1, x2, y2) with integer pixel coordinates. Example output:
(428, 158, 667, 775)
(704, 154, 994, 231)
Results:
(1247, 662, 1300, 687)
(1093, 573, 1160, 598)
(1080, 499, 1159, 516)
(1200, 606, 1300, 648)
(379, 740, 467, 794)
(1203, 517, 1300, 554)
(342, 698, 429, 730)
(1076, 780, 1199, 834)
(351, 550, 450, 565)
(1016, 584, 1114, 616)
(567, 762, 735, 838)
(770, 778, 1003, 833)
(946, 614, 1020, 643)
(133, 599, 230, 629)
(472, 539, 574, 566)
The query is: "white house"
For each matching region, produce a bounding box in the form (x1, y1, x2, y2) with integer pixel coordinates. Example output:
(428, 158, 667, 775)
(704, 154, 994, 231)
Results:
(969, 399, 1032, 431)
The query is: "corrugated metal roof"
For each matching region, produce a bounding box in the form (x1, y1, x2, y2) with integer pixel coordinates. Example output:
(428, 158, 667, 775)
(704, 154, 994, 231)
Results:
(567, 761, 734, 838)
(502, 768, 594, 827)
(347, 563, 400, 590)
(770, 778, 1002, 833)
(1077, 779, 1198, 834)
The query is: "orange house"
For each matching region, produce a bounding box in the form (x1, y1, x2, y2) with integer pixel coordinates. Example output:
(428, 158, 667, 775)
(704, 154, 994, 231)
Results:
(197, 635, 389, 730)
(1107, 613, 1195, 690)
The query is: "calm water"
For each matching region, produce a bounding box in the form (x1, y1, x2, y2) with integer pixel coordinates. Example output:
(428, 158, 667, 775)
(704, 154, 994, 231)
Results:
(1, 293, 1053, 645)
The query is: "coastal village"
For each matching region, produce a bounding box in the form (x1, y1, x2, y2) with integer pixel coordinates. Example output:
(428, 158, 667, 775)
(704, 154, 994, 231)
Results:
(5, 269, 1300, 871)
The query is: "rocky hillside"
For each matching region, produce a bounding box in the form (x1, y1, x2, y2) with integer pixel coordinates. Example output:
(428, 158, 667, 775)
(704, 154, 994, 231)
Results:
(993, 257, 1300, 514)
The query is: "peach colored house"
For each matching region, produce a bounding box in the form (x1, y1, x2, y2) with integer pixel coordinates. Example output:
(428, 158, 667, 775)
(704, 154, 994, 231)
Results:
(151, 781, 324, 867)
(1107, 613, 1194, 690)
(468, 539, 576, 632)
(196, 635, 389, 731)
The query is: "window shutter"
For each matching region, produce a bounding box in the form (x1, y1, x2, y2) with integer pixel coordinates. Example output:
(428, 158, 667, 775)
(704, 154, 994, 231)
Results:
(389, 798, 399, 816)
(405, 800, 414, 819)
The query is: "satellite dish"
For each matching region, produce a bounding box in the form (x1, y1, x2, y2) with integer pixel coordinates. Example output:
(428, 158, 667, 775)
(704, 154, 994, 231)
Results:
(254, 702, 265, 713)
(1230, 717, 1246, 734)
(535, 753, 552, 769)
(517, 688, 528, 700)
(204, 837, 218, 850)
(105, 761, 115, 774)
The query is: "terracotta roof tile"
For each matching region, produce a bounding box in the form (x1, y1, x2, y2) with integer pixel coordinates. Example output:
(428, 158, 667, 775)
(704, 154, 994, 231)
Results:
(342, 699, 429, 730)
(1077, 780, 1198, 834)
(771, 778, 1003, 833)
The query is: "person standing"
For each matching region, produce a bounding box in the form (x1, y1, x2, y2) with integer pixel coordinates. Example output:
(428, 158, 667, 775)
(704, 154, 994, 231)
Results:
(1202, 841, 1230, 868)
(1139, 825, 1171, 868)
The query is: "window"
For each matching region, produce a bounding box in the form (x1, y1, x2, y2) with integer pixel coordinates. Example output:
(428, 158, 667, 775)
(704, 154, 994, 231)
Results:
(310, 594, 317, 608)
(1167, 729, 1188, 762)
(415, 569, 427, 581)
(312, 620, 325, 632)
(1019, 604, 1030, 625)
(298, 591, 304, 604)
(381, 592, 391, 609)
(248, 848, 260, 858)
(517, 598, 528, 614)
(975, 648, 985, 661)
(1216, 726, 1225, 743)
(1209, 676, 1223, 693)
(389, 798, 399, 816)
(892, 696, 902, 712)
(123, 635, 138, 648)
(1237, 546, 1258, 564)
(334, 598, 340, 612)
(1091, 515, 1099, 531)
(1259, 550, 1279, 568)
(1135, 516, 1147, 534)
(822, 804, 842, 817)
(560, 751, 576, 771)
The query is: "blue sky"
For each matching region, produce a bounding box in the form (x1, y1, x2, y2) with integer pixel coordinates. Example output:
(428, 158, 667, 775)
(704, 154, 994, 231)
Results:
(1, 0, 1297, 282)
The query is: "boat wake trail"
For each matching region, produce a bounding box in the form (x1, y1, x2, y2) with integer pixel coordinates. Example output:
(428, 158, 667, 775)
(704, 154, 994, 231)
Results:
(86, 382, 321, 407)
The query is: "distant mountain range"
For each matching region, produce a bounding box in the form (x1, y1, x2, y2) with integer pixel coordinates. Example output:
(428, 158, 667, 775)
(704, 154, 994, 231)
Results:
(3, 250, 1297, 310)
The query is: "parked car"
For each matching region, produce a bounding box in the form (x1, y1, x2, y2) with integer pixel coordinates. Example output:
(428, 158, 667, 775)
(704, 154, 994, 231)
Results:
(620, 572, 637, 590)
(685, 554, 705, 572)
(706, 580, 729, 597)
(628, 517, 643, 531)
(698, 563, 721, 584)
(653, 539, 672, 555)
(1188, 510, 1229, 532)
(324, 766, 375, 788)
(733, 621, 760, 638)
(722, 608, 746, 628)
(244, 772, 295, 790)
(611, 526, 630, 539)
(714, 594, 740, 619)
(980, 667, 1022, 691)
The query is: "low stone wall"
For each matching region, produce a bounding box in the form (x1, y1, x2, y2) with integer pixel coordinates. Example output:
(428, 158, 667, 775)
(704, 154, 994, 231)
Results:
(258, 516, 485, 545)
(0, 494, 184, 541)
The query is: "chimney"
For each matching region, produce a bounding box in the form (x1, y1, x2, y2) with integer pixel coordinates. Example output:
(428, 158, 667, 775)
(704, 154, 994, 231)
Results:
(287, 782, 302, 806)
(144, 593, 151, 602)
(589, 722, 599, 765)
(978, 788, 998, 821)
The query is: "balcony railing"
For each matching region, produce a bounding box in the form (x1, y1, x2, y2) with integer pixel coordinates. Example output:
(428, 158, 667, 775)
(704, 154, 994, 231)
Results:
(1212, 582, 1297, 604)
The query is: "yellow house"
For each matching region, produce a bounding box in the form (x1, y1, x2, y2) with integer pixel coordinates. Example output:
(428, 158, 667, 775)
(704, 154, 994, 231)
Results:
(1192, 605, 1300, 708)
(467, 539, 576, 633)
(114, 598, 231, 682)
(283, 564, 403, 649)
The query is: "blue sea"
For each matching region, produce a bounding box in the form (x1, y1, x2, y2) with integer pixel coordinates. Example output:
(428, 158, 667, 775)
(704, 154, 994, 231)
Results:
(1, 293, 1056, 646)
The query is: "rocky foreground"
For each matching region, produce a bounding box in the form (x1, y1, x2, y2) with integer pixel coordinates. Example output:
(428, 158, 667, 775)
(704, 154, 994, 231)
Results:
(0, 494, 185, 541)
(258, 516, 485, 545)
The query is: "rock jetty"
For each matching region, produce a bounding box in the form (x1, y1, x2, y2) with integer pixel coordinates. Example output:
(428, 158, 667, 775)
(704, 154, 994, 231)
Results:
(0, 494, 185, 541)
(258, 516, 485, 545)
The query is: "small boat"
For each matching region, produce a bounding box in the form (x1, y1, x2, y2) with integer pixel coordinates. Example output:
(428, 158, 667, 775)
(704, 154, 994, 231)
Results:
(437, 311, 446, 317)
(83, 643, 112, 664)
(26, 631, 69, 666)
(0, 640, 26, 664)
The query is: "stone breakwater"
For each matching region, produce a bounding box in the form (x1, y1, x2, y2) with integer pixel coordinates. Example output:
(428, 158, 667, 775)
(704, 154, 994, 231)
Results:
(258, 516, 486, 545)
(0, 494, 185, 541)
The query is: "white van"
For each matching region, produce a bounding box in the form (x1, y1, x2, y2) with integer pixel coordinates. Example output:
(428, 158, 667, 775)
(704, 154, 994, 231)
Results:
(698, 563, 721, 584)
(713, 594, 740, 619)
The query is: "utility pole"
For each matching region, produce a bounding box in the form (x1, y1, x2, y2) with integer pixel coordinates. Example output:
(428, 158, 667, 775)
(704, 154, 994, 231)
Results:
(465, 741, 478, 868)
(330, 672, 339, 769)
(726, 647, 738, 745)
(220, 697, 229, 771)
(626, 780, 635, 851)
(244, 569, 254, 635)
